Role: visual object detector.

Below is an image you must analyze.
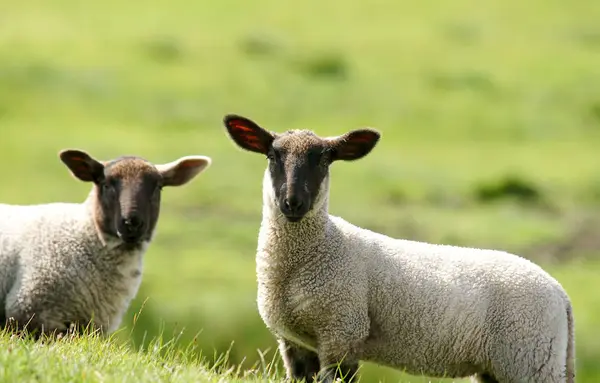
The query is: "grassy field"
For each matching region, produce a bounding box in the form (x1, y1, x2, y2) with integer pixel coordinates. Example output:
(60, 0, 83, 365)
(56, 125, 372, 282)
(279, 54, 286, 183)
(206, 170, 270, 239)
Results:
(1, 0, 600, 381)
(0, 329, 280, 383)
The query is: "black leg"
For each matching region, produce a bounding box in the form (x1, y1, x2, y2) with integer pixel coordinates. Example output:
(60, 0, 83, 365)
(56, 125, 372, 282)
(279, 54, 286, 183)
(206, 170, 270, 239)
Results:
(3, 316, 79, 340)
(279, 338, 321, 382)
(475, 373, 500, 383)
(317, 361, 360, 383)
(3, 316, 43, 339)
(339, 361, 359, 382)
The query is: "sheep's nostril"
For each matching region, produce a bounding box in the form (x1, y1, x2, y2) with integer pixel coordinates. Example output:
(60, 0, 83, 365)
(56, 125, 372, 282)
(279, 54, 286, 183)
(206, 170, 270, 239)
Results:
(285, 197, 303, 212)
(122, 216, 143, 230)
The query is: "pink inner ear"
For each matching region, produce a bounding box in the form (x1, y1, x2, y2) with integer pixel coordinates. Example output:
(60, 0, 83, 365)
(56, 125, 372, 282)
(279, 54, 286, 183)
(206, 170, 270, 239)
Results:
(341, 149, 359, 156)
(351, 133, 375, 143)
(229, 120, 255, 133)
(227, 118, 269, 152)
(179, 160, 203, 169)
(242, 135, 260, 144)
(73, 164, 89, 173)
(242, 137, 264, 151)
(179, 161, 195, 168)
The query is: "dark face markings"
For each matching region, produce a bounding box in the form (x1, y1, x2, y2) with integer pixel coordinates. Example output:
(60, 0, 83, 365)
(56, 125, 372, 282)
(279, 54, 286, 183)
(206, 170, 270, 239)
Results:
(98, 157, 163, 246)
(60, 149, 210, 246)
(268, 132, 333, 222)
(223, 114, 381, 223)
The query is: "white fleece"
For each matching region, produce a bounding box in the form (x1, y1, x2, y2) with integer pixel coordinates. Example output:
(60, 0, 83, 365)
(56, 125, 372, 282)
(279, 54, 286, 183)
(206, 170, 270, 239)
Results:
(256, 170, 575, 382)
(0, 191, 147, 334)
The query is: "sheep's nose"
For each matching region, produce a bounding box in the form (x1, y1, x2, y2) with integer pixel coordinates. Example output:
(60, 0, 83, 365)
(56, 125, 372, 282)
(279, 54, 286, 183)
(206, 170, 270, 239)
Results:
(122, 215, 143, 230)
(284, 196, 304, 213)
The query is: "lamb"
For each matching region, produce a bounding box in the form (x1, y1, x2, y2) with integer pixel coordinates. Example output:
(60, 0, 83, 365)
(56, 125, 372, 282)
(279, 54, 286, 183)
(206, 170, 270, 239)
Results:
(0, 149, 211, 337)
(223, 114, 575, 383)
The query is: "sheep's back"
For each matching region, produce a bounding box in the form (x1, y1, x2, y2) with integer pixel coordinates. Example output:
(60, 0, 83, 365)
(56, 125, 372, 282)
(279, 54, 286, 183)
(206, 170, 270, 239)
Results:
(1, 201, 147, 333)
(329, 215, 567, 374)
(0, 202, 90, 323)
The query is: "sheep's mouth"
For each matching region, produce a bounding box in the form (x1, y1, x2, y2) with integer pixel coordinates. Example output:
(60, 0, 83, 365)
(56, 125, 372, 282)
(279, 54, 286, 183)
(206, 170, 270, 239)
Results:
(278, 199, 310, 223)
(283, 213, 306, 223)
(117, 231, 144, 244)
(283, 214, 305, 223)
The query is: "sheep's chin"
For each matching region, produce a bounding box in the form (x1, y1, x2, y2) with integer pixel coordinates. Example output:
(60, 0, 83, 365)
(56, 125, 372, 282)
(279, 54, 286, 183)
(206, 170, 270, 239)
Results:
(116, 231, 145, 246)
(284, 215, 304, 223)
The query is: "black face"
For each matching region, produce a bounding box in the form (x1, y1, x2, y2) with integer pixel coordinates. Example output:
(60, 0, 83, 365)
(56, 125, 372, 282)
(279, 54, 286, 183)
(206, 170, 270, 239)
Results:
(268, 133, 333, 221)
(59, 149, 211, 245)
(223, 114, 381, 223)
(99, 158, 163, 244)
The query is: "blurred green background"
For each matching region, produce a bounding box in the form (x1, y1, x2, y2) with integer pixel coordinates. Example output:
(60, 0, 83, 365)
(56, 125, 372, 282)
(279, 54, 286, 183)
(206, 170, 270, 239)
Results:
(1, 0, 599, 381)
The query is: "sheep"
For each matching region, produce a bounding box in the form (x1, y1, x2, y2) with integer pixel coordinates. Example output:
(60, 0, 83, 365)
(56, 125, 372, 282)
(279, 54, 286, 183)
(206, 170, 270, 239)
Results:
(0, 149, 211, 337)
(223, 114, 575, 383)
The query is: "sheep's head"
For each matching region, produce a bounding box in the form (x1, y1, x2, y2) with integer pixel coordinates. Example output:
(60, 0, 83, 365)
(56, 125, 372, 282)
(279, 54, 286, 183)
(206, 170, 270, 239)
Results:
(223, 114, 380, 222)
(59, 149, 211, 246)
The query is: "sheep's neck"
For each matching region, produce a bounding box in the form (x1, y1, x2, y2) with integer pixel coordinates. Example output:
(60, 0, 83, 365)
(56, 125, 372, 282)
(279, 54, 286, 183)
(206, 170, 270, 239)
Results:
(260, 199, 330, 258)
(83, 187, 111, 248)
(260, 169, 331, 260)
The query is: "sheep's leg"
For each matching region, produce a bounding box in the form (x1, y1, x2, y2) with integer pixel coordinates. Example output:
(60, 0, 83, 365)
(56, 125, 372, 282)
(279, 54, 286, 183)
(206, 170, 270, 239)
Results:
(315, 332, 364, 382)
(336, 361, 359, 382)
(316, 357, 359, 383)
(5, 305, 71, 340)
(3, 314, 45, 339)
(472, 373, 499, 383)
(314, 304, 368, 383)
(278, 338, 320, 381)
(491, 333, 570, 383)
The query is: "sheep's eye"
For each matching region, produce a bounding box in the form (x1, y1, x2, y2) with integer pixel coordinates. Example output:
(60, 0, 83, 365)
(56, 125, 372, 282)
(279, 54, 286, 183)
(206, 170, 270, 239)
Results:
(101, 181, 116, 194)
(266, 152, 275, 161)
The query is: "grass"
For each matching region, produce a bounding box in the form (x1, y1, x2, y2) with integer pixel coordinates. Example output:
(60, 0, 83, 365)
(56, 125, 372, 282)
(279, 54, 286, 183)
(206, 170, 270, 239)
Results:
(0, 329, 277, 383)
(0, 328, 472, 383)
(1, 0, 600, 381)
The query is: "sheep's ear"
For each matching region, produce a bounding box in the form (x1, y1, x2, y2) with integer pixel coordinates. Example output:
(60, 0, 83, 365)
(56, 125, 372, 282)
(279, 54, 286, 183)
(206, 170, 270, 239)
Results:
(59, 149, 105, 183)
(156, 155, 211, 187)
(223, 114, 274, 155)
(329, 128, 381, 162)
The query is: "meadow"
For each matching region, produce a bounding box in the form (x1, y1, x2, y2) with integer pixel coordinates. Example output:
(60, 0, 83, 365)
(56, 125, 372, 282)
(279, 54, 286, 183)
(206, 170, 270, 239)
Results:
(1, 0, 600, 381)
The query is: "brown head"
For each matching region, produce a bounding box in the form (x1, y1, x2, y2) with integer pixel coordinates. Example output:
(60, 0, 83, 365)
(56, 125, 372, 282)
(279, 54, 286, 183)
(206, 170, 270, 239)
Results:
(223, 114, 380, 222)
(59, 149, 211, 246)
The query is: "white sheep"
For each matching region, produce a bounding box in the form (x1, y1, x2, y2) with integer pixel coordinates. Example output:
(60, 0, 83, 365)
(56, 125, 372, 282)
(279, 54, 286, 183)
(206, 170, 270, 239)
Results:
(223, 114, 575, 383)
(0, 149, 211, 336)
